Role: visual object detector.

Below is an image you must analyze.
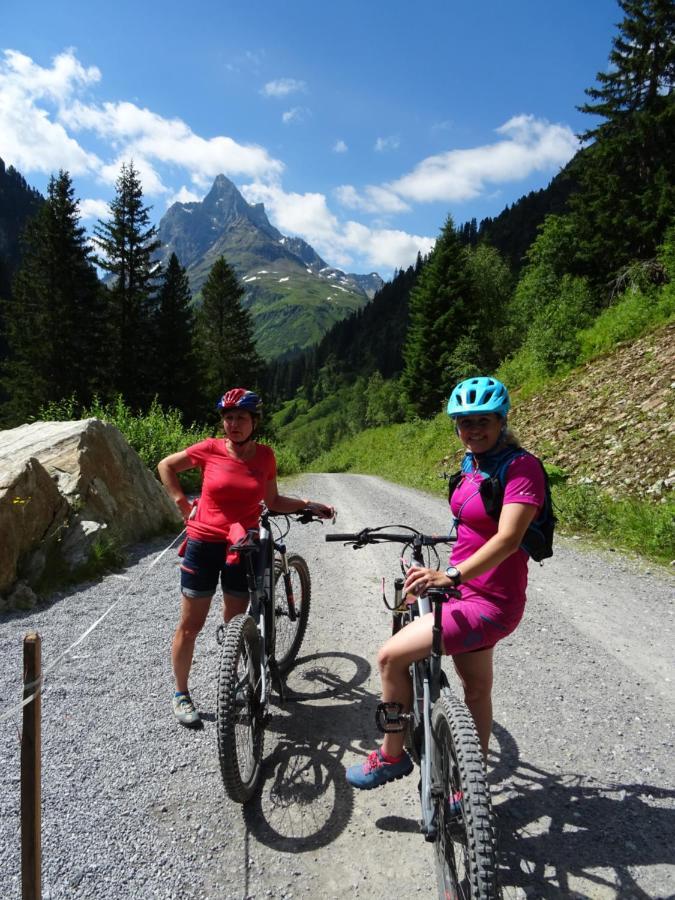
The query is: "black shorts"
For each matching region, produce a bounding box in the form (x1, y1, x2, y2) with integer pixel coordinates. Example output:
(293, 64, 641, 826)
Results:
(179, 539, 249, 599)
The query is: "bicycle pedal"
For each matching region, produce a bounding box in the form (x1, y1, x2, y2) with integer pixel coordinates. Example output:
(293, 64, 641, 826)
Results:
(375, 702, 411, 733)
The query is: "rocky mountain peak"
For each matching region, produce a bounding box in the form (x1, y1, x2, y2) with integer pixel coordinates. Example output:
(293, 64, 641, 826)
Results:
(199, 174, 276, 234)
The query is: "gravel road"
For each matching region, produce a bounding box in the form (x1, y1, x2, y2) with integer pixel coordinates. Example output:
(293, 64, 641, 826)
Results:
(1, 473, 673, 900)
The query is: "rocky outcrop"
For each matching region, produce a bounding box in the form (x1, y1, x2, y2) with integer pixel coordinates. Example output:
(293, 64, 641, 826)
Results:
(0, 419, 182, 608)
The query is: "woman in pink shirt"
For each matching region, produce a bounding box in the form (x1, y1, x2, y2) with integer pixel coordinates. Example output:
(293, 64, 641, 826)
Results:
(347, 376, 545, 789)
(159, 388, 334, 728)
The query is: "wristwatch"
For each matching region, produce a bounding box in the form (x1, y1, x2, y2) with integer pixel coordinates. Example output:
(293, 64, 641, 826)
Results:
(445, 566, 462, 587)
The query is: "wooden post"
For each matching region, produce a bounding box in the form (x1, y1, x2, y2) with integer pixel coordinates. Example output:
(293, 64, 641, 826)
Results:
(21, 632, 41, 900)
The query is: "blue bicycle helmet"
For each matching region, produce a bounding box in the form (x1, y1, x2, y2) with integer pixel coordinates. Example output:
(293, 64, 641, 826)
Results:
(447, 377, 510, 418)
(216, 388, 262, 414)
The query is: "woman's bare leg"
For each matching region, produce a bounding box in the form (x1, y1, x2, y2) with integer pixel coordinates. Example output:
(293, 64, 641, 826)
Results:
(222, 591, 249, 622)
(452, 647, 494, 759)
(377, 613, 434, 758)
(172, 595, 212, 693)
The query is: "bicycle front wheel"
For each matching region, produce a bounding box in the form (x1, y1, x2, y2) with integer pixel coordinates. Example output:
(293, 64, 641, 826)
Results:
(431, 690, 500, 899)
(216, 614, 264, 803)
(274, 554, 311, 674)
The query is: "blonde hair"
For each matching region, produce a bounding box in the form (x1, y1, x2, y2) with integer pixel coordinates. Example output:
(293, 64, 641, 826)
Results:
(502, 425, 521, 449)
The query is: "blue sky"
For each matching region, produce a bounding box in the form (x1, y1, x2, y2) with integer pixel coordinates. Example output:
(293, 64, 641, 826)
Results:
(1, 0, 621, 276)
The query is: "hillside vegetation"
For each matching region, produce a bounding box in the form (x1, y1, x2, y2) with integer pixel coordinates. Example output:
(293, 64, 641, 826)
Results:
(308, 320, 674, 563)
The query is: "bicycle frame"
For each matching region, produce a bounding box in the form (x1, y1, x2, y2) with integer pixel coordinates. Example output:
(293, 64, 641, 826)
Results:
(326, 526, 457, 839)
(239, 508, 285, 708)
(236, 505, 318, 707)
(401, 543, 452, 841)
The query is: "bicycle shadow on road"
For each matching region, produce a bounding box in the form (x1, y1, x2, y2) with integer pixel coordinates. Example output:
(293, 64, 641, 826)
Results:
(489, 721, 675, 898)
(242, 650, 377, 853)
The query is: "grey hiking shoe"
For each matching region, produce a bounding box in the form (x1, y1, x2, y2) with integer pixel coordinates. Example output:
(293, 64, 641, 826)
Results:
(172, 692, 201, 727)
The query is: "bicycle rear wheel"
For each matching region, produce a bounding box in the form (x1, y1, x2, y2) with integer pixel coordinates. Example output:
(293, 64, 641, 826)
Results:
(431, 689, 500, 899)
(216, 614, 264, 803)
(274, 554, 311, 675)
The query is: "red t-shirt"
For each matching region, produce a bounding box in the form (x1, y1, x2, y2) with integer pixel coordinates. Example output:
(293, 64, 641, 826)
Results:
(185, 439, 277, 541)
(449, 453, 545, 608)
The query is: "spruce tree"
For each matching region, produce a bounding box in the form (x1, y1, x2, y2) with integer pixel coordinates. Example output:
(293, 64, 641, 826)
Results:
(401, 216, 472, 418)
(153, 253, 198, 419)
(93, 161, 161, 407)
(572, 0, 675, 285)
(1, 171, 104, 423)
(193, 256, 264, 415)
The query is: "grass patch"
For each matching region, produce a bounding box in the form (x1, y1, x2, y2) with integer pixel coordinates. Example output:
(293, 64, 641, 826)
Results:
(553, 483, 674, 564)
(578, 283, 675, 361)
(72, 534, 127, 583)
(32, 532, 127, 598)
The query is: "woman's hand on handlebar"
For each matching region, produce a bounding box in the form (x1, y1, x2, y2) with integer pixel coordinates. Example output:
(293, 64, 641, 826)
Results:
(403, 565, 451, 596)
(304, 501, 336, 520)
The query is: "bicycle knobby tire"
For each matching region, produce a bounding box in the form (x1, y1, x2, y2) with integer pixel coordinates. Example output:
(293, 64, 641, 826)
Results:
(431, 690, 501, 899)
(216, 614, 264, 803)
(274, 554, 311, 675)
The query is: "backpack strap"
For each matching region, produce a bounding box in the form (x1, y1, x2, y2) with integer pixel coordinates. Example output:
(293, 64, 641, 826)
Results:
(447, 470, 463, 504)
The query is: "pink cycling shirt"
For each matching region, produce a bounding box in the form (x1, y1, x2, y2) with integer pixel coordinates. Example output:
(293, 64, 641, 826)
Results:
(449, 453, 546, 608)
(184, 439, 276, 541)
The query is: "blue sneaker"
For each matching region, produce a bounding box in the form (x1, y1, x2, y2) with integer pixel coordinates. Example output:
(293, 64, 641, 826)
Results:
(346, 748, 413, 790)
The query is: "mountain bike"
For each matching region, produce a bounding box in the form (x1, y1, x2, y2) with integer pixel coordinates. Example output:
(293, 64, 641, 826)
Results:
(216, 505, 326, 803)
(326, 525, 501, 899)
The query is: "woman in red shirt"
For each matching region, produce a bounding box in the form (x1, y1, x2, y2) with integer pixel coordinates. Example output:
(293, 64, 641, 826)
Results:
(158, 388, 334, 727)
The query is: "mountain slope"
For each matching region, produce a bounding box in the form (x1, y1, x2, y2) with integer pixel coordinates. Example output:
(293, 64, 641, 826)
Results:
(157, 175, 382, 358)
(0, 158, 44, 299)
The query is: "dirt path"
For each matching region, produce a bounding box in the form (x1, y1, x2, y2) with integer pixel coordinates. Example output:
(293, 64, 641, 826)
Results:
(1, 473, 673, 899)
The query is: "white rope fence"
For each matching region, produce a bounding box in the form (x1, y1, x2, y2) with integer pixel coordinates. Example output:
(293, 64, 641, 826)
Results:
(1, 527, 186, 725)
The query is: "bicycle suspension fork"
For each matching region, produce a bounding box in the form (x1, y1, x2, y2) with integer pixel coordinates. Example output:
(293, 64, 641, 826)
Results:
(274, 540, 298, 622)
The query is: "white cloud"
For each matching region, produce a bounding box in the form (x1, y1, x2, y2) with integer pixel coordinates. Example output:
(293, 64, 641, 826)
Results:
(2, 48, 100, 102)
(341, 115, 579, 215)
(374, 135, 400, 152)
(391, 114, 578, 203)
(78, 197, 109, 220)
(0, 49, 101, 175)
(167, 185, 203, 206)
(342, 221, 435, 270)
(336, 184, 410, 214)
(0, 48, 284, 195)
(241, 180, 433, 271)
(333, 139, 348, 153)
(261, 78, 307, 98)
(62, 98, 284, 188)
(97, 153, 169, 196)
(282, 106, 309, 125)
(226, 49, 265, 73)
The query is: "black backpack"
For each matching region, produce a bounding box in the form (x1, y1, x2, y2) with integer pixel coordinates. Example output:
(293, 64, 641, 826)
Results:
(448, 449, 556, 562)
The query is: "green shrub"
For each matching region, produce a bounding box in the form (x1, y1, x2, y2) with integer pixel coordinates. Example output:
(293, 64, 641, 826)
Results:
(496, 346, 548, 396)
(261, 440, 302, 477)
(38, 394, 209, 480)
(578, 283, 675, 361)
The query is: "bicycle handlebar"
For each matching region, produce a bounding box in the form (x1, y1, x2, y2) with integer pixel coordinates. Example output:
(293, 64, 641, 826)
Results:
(325, 529, 454, 546)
